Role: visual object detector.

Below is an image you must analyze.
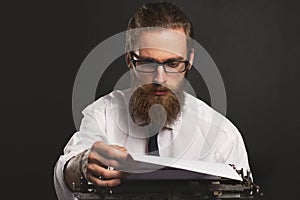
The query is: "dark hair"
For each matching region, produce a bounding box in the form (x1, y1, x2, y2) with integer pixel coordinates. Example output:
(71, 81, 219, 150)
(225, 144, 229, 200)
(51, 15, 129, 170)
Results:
(125, 2, 193, 52)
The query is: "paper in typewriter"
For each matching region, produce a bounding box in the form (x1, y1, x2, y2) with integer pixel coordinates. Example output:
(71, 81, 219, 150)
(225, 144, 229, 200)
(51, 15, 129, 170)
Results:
(131, 154, 242, 181)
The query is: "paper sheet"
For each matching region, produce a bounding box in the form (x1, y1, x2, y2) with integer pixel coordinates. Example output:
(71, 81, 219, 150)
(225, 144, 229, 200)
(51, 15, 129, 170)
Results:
(131, 154, 242, 181)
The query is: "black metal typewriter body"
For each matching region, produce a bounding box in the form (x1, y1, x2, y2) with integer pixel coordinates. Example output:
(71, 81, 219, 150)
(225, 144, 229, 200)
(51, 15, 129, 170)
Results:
(73, 167, 263, 200)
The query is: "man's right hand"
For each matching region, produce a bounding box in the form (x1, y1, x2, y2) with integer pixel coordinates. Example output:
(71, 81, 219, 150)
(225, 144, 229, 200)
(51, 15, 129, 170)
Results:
(85, 141, 135, 187)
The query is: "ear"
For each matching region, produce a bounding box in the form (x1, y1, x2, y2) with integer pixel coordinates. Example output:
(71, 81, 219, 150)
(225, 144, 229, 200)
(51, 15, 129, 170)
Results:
(187, 48, 194, 70)
(125, 52, 132, 69)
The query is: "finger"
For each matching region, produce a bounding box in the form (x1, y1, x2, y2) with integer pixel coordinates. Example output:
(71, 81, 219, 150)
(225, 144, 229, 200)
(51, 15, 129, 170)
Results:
(91, 141, 130, 161)
(86, 173, 121, 188)
(89, 150, 125, 169)
(88, 151, 107, 167)
(91, 142, 136, 170)
(112, 145, 127, 152)
(87, 163, 126, 180)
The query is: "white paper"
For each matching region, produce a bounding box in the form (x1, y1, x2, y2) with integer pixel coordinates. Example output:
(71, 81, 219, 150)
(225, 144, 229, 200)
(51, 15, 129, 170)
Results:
(131, 154, 242, 181)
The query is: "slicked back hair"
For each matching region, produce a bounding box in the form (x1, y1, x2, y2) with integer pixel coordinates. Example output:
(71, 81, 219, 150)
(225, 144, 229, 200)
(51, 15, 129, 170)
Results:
(126, 2, 194, 54)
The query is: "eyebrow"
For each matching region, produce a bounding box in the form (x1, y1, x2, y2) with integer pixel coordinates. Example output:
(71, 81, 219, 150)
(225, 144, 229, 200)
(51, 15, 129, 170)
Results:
(132, 52, 185, 62)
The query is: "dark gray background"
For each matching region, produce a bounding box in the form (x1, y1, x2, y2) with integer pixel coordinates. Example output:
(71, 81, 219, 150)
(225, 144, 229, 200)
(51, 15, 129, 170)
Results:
(1, 0, 299, 199)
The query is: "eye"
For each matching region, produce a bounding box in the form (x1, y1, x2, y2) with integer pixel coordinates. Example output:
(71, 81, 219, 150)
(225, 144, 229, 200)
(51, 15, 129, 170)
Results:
(165, 61, 180, 68)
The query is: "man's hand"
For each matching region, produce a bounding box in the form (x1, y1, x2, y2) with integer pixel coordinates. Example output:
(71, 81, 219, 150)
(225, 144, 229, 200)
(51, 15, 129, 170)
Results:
(85, 141, 135, 187)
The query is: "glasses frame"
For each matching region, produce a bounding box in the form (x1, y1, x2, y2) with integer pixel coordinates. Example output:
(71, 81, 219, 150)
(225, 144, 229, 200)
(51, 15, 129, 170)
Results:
(130, 52, 190, 74)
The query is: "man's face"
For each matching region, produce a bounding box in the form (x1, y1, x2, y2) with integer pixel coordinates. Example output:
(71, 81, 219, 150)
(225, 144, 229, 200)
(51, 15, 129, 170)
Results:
(132, 28, 193, 92)
(128, 28, 194, 128)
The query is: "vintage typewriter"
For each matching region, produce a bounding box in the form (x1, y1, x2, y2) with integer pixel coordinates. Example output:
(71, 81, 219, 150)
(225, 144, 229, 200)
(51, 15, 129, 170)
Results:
(72, 165, 263, 200)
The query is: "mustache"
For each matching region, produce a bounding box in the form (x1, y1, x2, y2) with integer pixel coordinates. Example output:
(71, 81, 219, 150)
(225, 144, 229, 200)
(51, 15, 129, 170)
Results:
(140, 83, 172, 93)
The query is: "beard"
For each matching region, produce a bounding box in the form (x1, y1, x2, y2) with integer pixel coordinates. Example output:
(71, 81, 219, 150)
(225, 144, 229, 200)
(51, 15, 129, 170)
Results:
(129, 76, 185, 132)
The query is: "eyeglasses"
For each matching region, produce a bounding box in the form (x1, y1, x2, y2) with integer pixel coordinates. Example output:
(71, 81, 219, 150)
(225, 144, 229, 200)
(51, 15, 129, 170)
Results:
(130, 52, 189, 74)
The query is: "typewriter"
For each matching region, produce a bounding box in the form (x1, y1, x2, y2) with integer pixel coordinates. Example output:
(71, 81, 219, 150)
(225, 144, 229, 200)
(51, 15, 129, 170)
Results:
(72, 166, 263, 200)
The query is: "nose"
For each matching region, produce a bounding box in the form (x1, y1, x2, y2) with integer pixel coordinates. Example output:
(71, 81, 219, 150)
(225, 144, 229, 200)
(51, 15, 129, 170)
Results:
(154, 65, 167, 84)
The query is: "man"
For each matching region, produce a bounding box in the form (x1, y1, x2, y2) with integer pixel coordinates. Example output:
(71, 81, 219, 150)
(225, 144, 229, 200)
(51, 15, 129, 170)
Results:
(54, 2, 251, 200)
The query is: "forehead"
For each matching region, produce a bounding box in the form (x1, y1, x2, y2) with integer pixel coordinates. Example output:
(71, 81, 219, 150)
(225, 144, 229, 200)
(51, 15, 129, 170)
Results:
(135, 28, 188, 58)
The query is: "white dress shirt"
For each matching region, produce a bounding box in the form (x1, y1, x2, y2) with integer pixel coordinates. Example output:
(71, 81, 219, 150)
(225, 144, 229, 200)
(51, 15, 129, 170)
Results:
(54, 89, 251, 200)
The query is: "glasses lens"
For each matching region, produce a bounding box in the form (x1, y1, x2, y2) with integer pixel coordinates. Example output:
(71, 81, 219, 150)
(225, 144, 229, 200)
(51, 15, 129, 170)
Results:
(131, 51, 188, 73)
(164, 61, 186, 73)
(135, 61, 157, 72)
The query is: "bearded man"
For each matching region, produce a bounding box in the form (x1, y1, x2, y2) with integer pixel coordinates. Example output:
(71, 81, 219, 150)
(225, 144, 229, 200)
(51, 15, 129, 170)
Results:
(54, 2, 252, 200)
